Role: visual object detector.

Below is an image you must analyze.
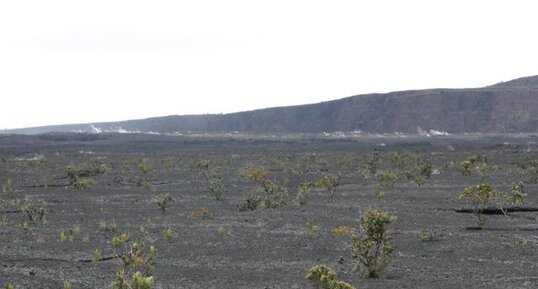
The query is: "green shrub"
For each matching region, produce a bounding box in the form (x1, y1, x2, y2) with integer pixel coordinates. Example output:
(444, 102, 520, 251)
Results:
(377, 171, 396, 189)
(460, 155, 488, 179)
(163, 228, 173, 241)
(505, 181, 527, 205)
(305, 264, 356, 289)
(194, 160, 226, 200)
(316, 173, 340, 202)
(246, 165, 289, 209)
(351, 209, 397, 278)
(92, 249, 102, 262)
(14, 198, 47, 223)
(293, 181, 312, 206)
(111, 232, 157, 289)
(155, 193, 174, 213)
(66, 165, 95, 188)
(306, 219, 319, 237)
(458, 183, 496, 228)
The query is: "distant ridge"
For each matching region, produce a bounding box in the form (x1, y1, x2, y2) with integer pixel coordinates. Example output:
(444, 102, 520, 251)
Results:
(2, 75, 538, 135)
(491, 75, 538, 87)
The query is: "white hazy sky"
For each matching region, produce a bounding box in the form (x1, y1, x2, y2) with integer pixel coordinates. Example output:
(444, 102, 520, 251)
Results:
(1, 0, 538, 129)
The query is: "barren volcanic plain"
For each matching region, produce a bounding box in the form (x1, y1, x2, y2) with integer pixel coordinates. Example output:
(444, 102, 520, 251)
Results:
(1, 133, 537, 288)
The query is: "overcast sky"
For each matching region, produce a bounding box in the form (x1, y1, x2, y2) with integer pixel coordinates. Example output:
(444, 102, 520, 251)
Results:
(1, 1, 538, 129)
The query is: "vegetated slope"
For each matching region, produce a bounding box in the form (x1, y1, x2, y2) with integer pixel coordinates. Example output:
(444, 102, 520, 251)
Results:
(3, 75, 538, 135)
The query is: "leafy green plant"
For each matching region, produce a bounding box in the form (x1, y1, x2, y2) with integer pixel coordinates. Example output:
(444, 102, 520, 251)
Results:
(351, 209, 397, 278)
(92, 249, 102, 262)
(163, 228, 173, 241)
(188, 207, 214, 220)
(155, 193, 174, 213)
(331, 225, 351, 237)
(513, 237, 532, 248)
(505, 181, 527, 206)
(194, 160, 227, 200)
(14, 198, 47, 223)
(246, 164, 289, 209)
(419, 229, 445, 242)
(460, 155, 488, 179)
(66, 165, 95, 188)
(293, 181, 312, 206)
(306, 264, 356, 289)
(458, 183, 497, 228)
(316, 173, 340, 202)
(5, 283, 14, 289)
(99, 218, 118, 232)
(306, 219, 319, 237)
(138, 161, 153, 175)
(111, 232, 157, 289)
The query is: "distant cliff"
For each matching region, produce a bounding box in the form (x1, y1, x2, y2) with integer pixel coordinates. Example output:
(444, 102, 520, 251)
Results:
(3, 75, 538, 135)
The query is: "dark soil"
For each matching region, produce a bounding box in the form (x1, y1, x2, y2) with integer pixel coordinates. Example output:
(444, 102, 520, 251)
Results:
(1, 133, 537, 288)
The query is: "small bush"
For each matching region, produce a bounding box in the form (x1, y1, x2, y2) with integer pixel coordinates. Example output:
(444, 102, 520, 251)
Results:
(458, 183, 497, 228)
(163, 228, 173, 241)
(188, 207, 214, 220)
(306, 219, 319, 237)
(111, 232, 157, 289)
(245, 165, 289, 209)
(351, 209, 397, 278)
(92, 249, 102, 262)
(293, 181, 312, 206)
(14, 198, 47, 223)
(331, 225, 352, 237)
(238, 194, 260, 211)
(155, 193, 174, 213)
(505, 181, 527, 206)
(316, 173, 340, 202)
(305, 264, 356, 289)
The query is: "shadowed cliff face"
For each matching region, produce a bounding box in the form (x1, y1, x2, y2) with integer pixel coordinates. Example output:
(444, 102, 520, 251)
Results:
(3, 76, 538, 135)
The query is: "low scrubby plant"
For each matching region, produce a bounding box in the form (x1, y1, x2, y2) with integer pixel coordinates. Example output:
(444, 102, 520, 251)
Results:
(138, 160, 154, 175)
(245, 164, 289, 209)
(111, 232, 157, 289)
(306, 219, 319, 238)
(14, 198, 47, 223)
(293, 181, 312, 206)
(458, 183, 497, 228)
(460, 155, 489, 179)
(419, 229, 445, 242)
(506, 181, 527, 206)
(194, 160, 227, 200)
(163, 227, 173, 241)
(92, 249, 102, 262)
(316, 173, 340, 202)
(305, 264, 356, 289)
(155, 193, 174, 213)
(351, 209, 397, 278)
(66, 165, 95, 188)
(331, 225, 352, 237)
(99, 218, 118, 232)
(188, 207, 214, 220)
